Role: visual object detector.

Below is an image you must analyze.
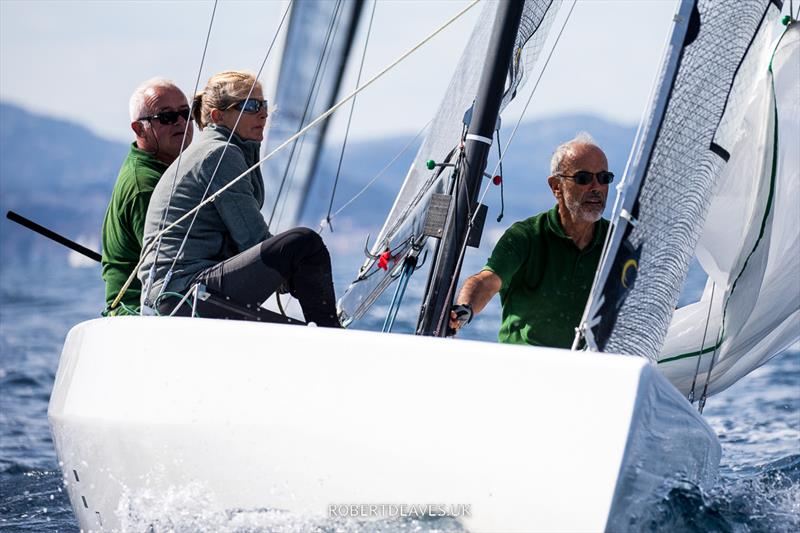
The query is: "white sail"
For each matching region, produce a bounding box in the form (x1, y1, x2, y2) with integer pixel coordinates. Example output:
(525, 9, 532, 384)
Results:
(263, 0, 364, 233)
(659, 23, 800, 397)
(578, 0, 781, 362)
(338, 0, 558, 324)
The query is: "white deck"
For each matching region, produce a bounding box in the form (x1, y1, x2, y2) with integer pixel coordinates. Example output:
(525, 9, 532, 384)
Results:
(49, 317, 720, 532)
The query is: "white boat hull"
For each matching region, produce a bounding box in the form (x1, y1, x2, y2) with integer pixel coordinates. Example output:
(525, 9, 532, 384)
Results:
(48, 317, 720, 532)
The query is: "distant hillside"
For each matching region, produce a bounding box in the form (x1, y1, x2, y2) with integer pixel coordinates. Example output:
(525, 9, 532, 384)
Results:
(0, 100, 636, 264)
(299, 114, 636, 258)
(0, 102, 128, 262)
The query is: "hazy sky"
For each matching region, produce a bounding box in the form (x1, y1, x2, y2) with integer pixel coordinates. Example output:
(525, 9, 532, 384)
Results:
(1, 0, 682, 144)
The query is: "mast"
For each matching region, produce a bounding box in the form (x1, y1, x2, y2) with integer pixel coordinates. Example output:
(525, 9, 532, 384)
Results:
(416, 0, 524, 337)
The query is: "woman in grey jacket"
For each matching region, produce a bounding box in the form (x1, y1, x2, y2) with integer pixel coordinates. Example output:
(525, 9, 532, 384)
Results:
(139, 71, 339, 327)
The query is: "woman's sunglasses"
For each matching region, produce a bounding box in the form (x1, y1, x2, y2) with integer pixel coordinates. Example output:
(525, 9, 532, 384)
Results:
(138, 109, 191, 125)
(226, 98, 268, 114)
(558, 170, 615, 185)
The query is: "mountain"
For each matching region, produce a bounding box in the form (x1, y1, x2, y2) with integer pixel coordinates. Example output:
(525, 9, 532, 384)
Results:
(0, 102, 128, 263)
(300, 114, 636, 257)
(0, 101, 636, 265)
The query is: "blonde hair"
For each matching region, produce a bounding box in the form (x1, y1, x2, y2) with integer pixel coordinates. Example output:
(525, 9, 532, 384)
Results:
(193, 71, 261, 128)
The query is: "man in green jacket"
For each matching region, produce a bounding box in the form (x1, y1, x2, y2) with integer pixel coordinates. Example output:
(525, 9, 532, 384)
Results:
(449, 132, 613, 348)
(101, 78, 193, 315)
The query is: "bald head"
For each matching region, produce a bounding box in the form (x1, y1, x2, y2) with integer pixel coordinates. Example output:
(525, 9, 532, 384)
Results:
(550, 132, 607, 176)
(547, 133, 610, 225)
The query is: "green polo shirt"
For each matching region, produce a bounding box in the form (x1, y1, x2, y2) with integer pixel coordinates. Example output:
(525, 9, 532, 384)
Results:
(484, 205, 608, 348)
(101, 143, 168, 314)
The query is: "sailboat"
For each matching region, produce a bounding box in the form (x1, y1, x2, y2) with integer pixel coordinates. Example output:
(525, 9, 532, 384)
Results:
(47, 0, 798, 531)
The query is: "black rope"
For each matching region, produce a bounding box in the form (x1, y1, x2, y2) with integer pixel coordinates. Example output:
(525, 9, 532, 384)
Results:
(325, 0, 378, 231)
(494, 128, 505, 222)
(268, 0, 344, 228)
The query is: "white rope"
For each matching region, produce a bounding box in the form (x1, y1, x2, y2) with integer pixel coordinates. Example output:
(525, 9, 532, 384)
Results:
(112, 0, 481, 309)
(141, 0, 219, 308)
(151, 0, 294, 305)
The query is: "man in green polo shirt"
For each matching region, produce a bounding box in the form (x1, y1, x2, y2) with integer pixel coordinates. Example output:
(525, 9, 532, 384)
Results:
(449, 133, 612, 348)
(101, 78, 193, 315)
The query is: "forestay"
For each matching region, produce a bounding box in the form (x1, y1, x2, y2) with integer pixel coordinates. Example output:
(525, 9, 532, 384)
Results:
(338, 0, 558, 325)
(577, 0, 781, 361)
(659, 21, 799, 397)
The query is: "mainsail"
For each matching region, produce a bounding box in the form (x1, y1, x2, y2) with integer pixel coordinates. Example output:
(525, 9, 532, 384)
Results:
(577, 0, 783, 363)
(338, 0, 558, 325)
(659, 21, 799, 397)
(263, 0, 364, 233)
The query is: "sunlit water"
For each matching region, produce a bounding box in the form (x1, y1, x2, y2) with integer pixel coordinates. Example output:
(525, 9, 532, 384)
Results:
(0, 260, 797, 532)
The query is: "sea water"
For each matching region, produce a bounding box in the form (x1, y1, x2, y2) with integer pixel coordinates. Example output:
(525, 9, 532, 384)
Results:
(0, 259, 797, 532)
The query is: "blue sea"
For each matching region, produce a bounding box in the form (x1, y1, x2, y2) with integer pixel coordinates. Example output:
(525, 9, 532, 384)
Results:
(0, 259, 798, 532)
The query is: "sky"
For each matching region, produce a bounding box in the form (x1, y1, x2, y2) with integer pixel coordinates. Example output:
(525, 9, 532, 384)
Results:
(0, 0, 682, 144)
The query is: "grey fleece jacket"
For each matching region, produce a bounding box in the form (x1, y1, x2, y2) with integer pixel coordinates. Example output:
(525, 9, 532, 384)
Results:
(138, 124, 271, 303)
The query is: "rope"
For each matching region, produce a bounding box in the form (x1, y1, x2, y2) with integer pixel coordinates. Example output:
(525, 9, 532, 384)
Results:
(688, 282, 716, 404)
(141, 0, 219, 307)
(268, 0, 344, 228)
(476, 0, 577, 210)
(434, 0, 578, 335)
(112, 0, 481, 309)
(272, 3, 342, 229)
(152, 0, 293, 304)
(324, 0, 378, 230)
(494, 127, 505, 222)
(321, 120, 430, 231)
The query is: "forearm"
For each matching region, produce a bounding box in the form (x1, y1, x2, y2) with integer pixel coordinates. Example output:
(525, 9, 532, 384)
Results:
(456, 271, 501, 316)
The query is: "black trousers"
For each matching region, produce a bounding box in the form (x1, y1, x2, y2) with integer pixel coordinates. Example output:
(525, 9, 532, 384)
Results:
(162, 228, 339, 327)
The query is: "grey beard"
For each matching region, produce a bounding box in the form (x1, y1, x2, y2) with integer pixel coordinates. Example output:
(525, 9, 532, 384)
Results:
(566, 196, 603, 223)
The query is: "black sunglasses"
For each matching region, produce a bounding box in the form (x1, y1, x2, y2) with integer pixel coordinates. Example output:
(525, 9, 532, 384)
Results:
(226, 98, 268, 114)
(558, 170, 614, 185)
(138, 109, 191, 125)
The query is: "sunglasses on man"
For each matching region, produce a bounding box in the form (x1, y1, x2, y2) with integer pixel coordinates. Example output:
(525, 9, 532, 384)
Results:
(225, 98, 268, 114)
(558, 170, 615, 185)
(138, 109, 191, 125)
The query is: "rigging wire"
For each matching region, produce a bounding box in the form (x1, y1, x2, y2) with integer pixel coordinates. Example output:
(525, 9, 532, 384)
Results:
(698, 324, 724, 414)
(112, 0, 481, 309)
(434, 0, 578, 334)
(688, 282, 717, 404)
(323, 0, 378, 232)
(272, 5, 343, 230)
(321, 120, 431, 231)
(572, 0, 677, 349)
(141, 0, 219, 308)
(156, 0, 294, 304)
(268, 0, 344, 229)
(476, 0, 577, 210)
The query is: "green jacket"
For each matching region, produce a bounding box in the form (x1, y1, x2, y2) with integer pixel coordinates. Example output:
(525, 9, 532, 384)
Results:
(101, 143, 168, 314)
(484, 205, 608, 348)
